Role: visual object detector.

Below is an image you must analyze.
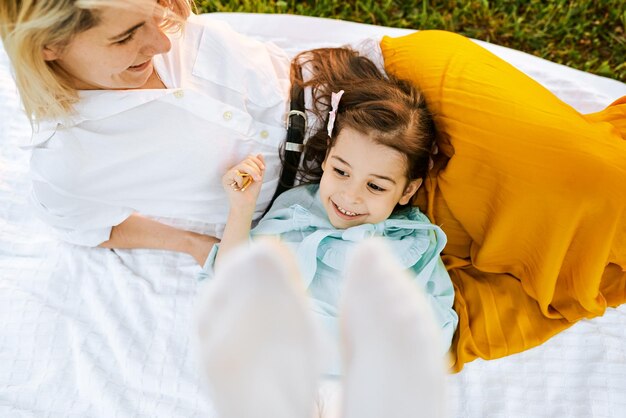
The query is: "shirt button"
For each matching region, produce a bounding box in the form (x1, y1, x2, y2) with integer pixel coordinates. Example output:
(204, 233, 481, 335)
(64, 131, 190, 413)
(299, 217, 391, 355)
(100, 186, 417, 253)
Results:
(173, 90, 184, 99)
(223, 111, 233, 121)
(260, 130, 269, 139)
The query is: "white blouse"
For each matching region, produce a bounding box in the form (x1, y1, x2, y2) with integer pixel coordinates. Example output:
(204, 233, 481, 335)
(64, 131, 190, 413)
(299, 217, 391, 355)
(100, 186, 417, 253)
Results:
(27, 15, 383, 246)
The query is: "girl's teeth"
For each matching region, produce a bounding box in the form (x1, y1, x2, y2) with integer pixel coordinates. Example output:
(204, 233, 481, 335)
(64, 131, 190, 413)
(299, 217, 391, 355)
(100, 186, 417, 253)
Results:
(337, 204, 357, 216)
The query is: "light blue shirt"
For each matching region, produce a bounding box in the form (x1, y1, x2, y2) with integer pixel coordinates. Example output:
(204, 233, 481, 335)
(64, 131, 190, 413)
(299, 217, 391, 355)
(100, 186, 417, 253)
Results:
(200, 184, 458, 375)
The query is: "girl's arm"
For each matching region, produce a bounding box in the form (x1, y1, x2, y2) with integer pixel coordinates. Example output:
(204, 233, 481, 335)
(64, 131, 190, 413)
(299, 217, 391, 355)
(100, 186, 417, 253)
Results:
(214, 154, 266, 269)
(99, 213, 219, 266)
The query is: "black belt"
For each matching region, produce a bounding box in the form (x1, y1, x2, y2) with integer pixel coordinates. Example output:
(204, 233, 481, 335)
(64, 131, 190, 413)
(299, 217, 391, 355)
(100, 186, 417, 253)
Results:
(269, 64, 306, 205)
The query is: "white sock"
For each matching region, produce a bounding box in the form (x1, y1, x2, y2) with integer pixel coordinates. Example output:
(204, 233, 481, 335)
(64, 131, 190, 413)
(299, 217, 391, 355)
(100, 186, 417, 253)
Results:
(195, 240, 322, 418)
(339, 238, 447, 418)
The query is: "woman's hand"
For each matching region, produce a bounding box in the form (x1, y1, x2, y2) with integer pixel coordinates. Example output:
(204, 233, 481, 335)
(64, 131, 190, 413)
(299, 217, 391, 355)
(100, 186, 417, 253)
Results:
(222, 154, 266, 212)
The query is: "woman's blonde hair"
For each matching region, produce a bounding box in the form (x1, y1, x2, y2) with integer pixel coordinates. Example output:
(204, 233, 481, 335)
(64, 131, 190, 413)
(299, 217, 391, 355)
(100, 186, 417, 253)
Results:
(0, 0, 193, 123)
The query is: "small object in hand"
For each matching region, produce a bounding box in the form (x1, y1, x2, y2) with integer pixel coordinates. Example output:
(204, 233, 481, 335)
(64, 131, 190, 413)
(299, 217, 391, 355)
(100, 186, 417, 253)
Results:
(230, 170, 253, 192)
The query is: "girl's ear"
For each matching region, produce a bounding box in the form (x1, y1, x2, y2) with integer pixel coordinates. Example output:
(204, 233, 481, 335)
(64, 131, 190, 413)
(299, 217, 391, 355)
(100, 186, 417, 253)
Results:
(398, 178, 423, 205)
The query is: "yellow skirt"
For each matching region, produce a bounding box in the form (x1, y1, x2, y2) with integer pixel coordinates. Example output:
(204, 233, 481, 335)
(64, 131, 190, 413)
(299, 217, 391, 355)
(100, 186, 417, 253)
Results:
(380, 31, 626, 372)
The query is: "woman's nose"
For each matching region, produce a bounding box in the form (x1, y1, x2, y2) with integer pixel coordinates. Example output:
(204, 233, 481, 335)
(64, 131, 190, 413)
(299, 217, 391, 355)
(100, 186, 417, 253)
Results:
(141, 21, 172, 57)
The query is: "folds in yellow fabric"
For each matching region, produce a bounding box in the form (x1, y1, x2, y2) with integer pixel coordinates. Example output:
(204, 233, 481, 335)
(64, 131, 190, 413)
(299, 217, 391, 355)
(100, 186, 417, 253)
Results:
(381, 30, 626, 372)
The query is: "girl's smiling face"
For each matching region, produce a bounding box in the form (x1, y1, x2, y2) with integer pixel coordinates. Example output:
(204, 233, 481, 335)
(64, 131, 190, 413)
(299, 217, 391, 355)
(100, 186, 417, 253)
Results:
(319, 127, 422, 229)
(43, 0, 171, 90)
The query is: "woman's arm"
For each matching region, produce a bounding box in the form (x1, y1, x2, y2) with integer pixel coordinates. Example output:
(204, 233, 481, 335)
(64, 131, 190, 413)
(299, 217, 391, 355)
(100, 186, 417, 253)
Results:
(99, 213, 218, 266)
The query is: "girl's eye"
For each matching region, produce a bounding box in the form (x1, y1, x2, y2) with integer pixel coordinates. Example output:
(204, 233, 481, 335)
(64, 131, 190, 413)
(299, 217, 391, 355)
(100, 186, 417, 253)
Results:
(333, 168, 347, 177)
(115, 32, 136, 45)
(368, 183, 386, 192)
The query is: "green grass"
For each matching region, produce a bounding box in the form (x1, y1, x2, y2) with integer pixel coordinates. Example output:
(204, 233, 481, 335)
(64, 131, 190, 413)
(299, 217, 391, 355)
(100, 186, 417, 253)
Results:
(195, 0, 625, 81)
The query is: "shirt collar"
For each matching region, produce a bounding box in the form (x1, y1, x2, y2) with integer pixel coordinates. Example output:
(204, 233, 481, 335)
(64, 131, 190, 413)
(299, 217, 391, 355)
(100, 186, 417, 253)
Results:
(26, 120, 59, 148)
(27, 53, 173, 147)
(72, 87, 172, 125)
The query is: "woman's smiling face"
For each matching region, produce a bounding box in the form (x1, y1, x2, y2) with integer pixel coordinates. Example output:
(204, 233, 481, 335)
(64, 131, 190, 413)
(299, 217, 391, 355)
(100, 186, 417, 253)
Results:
(319, 127, 422, 229)
(43, 0, 171, 90)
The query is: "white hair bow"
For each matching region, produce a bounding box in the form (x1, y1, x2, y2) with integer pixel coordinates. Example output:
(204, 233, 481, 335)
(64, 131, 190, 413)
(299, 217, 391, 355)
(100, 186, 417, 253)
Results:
(327, 90, 345, 138)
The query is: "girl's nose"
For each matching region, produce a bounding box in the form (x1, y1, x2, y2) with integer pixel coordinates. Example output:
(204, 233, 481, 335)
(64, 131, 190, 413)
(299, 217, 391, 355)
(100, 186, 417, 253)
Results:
(343, 183, 363, 204)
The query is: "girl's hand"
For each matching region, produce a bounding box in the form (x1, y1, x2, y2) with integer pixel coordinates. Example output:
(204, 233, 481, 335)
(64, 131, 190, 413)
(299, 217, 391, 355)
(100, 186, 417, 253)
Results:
(217, 155, 265, 269)
(222, 154, 266, 211)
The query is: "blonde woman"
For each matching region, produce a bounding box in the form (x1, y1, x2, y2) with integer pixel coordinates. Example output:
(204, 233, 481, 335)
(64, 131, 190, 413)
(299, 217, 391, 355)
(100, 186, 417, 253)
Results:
(1, 0, 297, 265)
(1, 0, 624, 374)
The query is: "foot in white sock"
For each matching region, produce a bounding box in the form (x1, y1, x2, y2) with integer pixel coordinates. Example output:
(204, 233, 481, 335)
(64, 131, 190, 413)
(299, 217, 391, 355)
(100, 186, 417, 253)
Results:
(195, 240, 322, 418)
(339, 238, 447, 418)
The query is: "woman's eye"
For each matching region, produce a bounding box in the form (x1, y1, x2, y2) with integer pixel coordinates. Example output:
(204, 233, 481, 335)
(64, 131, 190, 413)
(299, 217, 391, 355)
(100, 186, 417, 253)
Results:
(368, 183, 386, 192)
(333, 168, 347, 177)
(115, 32, 136, 45)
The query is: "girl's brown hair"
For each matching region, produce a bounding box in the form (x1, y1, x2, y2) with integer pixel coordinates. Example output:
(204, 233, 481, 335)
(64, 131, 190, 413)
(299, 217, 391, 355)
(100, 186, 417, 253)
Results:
(290, 47, 437, 186)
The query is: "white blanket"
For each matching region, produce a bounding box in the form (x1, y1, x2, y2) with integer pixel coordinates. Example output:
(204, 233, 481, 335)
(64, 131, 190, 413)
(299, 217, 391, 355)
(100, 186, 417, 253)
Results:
(1, 13, 625, 418)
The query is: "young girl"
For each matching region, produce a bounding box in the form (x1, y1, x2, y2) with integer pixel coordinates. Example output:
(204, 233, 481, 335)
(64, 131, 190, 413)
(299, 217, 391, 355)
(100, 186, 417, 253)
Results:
(199, 48, 458, 375)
